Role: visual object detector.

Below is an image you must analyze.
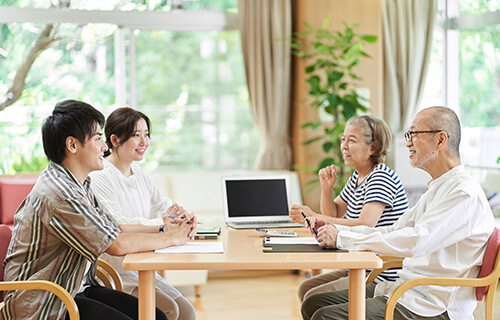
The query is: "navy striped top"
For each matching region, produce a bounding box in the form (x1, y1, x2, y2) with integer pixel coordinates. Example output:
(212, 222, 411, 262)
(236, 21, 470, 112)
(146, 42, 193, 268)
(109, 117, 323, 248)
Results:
(339, 163, 408, 281)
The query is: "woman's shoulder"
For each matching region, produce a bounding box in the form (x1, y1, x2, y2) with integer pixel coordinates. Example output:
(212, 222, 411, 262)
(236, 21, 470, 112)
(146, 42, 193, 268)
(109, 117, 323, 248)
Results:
(370, 164, 401, 182)
(89, 159, 125, 187)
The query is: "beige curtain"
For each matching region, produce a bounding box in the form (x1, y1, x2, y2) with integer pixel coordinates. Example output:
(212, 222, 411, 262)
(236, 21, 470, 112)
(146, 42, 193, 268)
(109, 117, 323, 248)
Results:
(238, 0, 292, 170)
(383, 0, 437, 131)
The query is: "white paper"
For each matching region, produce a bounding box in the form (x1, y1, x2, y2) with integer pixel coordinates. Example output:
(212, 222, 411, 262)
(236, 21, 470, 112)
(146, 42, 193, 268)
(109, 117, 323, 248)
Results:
(263, 237, 319, 245)
(155, 241, 224, 254)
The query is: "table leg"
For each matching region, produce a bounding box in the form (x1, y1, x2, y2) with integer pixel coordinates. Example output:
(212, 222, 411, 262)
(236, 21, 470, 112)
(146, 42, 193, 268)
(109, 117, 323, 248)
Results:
(310, 269, 321, 276)
(138, 270, 156, 320)
(348, 269, 365, 320)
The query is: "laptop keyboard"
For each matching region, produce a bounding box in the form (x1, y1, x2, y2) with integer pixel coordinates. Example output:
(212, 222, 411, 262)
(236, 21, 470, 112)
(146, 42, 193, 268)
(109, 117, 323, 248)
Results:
(230, 220, 302, 228)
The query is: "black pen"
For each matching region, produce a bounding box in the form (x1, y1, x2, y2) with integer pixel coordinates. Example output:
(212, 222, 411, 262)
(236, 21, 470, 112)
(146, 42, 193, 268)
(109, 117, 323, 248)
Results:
(301, 212, 318, 236)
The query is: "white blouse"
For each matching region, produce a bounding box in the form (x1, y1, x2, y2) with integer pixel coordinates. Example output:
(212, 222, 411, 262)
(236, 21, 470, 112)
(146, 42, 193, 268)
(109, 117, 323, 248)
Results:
(89, 159, 181, 299)
(90, 159, 172, 226)
(336, 165, 494, 319)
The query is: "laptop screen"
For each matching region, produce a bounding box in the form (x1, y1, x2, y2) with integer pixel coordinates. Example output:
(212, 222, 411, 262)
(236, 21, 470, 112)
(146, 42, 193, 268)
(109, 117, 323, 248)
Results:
(224, 177, 289, 218)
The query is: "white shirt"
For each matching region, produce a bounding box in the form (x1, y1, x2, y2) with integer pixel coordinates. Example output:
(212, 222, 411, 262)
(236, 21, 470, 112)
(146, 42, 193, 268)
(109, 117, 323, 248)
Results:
(336, 165, 494, 319)
(89, 160, 181, 299)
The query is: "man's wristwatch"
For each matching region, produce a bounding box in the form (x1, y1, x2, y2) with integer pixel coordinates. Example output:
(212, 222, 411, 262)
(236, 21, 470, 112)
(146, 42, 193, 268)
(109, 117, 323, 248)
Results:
(159, 225, 165, 233)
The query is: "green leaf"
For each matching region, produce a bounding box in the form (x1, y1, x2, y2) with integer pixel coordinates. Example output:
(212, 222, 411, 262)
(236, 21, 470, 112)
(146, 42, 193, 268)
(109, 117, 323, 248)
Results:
(327, 71, 344, 85)
(332, 124, 345, 136)
(322, 14, 331, 29)
(339, 82, 348, 90)
(341, 99, 358, 119)
(360, 35, 378, 43)
(293, 51, 307, 58)
(293, 164, 317, 173)
(303, 136, 323, 145)
(301, 121, 320, 130)
(306, 75, 321, 95)
(343, 42, 364, 64)
(326, 94, 340, 110)
(317, 158, 335, 171)
(305, 179, 320, 186)
(303, 20, 314, 31)
(358, 104, 369, 113)
(322, 141, 334, 153)
(304, 179, 321, 194)
(305, 64, 316, 74)
(360, 51, 372, 58)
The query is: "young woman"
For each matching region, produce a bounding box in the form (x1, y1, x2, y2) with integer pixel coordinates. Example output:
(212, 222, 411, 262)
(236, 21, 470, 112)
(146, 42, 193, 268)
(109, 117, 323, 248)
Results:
(289, 115, 409, 301)
(90, 107, 196, 320)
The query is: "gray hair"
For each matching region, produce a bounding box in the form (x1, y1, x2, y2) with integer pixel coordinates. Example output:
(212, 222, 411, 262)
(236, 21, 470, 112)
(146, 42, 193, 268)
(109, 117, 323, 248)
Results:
(422, 106, 461, 157)
(346, 115, 392, 165)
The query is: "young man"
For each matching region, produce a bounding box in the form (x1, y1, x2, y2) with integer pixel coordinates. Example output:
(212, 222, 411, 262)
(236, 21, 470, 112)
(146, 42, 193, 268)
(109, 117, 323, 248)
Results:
(302, 107, 494, 320)
(1, 100, 197, 319)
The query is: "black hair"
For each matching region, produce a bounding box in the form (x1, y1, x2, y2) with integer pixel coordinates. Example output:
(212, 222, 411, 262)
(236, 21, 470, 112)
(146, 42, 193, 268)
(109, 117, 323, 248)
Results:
(104, 107, 151, 157)
(42, 100, 105, 164)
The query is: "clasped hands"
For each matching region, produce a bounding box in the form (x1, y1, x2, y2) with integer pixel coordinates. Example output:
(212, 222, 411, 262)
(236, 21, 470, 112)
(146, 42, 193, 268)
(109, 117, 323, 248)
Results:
(162, 203, 198, 240)
(289, 204, 339, 249)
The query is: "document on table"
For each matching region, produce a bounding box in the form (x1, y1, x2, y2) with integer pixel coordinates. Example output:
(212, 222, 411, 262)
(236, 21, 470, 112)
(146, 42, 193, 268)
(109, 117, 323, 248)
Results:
(155, 241, 224, 254)
(263, 237, 319, 246)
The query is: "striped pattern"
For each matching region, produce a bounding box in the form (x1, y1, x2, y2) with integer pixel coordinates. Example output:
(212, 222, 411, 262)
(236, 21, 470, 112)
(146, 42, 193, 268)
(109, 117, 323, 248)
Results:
(1, 162, 119, 319)
(340, 163, 408, 281)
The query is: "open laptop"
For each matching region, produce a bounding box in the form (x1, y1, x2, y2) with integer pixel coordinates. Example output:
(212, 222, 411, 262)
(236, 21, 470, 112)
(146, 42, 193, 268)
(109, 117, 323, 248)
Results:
(222, 175, 302, 229)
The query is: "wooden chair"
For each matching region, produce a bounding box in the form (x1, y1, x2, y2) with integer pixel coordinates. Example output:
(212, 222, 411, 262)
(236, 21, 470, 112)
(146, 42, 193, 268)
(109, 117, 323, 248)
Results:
(368, 228, 500, 320)
(366, 255, 405, 285)
(97, 259, 123, 291)
(0, 224, 123, 319)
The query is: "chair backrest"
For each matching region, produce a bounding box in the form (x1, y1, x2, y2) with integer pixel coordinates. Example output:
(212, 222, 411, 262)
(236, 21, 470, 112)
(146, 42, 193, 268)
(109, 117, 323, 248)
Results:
(0, 224, 13, 301)
(0, 179, 37, 225)
(476, 227, 500, 301)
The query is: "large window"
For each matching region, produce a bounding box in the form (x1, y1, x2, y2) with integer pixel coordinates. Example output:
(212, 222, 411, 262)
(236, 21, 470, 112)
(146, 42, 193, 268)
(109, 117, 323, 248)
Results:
(0, 0, 259, 174)
(419, 0, 500, 169)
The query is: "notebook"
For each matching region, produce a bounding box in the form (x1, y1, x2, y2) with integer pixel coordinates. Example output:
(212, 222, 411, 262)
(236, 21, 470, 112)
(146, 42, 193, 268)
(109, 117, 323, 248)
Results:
(222, 175, 303, 229)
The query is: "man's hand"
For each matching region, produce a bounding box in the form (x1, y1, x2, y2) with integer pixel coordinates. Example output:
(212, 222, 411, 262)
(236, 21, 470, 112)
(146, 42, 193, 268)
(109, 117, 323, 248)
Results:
(163, 220, 193, 246)
(316, 224, 339, 249)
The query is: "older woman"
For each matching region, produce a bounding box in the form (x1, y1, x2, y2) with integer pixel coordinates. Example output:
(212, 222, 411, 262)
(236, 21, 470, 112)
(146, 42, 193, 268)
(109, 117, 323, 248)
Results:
(290, 115, 408, 301)
(90, 107, 196, 320)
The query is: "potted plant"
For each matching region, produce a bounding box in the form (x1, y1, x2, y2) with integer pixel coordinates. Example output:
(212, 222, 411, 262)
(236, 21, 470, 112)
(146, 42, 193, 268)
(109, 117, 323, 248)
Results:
(292, 15, 378, 193)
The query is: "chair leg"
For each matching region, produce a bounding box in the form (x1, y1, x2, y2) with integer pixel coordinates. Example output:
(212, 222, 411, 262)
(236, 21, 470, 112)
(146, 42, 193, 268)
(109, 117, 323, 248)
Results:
(195, 285, 202, 297)
(484, 287, 496, 320)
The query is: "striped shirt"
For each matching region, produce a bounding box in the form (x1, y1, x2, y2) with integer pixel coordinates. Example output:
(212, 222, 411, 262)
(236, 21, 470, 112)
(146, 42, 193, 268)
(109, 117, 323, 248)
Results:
(1, 162, 119, 320)
(339, 163, 408, 281)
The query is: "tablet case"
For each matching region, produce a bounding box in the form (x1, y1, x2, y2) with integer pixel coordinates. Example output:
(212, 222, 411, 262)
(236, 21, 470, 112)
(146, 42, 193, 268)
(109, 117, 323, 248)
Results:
(263, 244, 347, 253)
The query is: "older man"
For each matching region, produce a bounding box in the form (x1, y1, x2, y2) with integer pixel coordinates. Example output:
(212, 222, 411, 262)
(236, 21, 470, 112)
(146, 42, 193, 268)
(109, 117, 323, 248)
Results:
(302, 107, 494, 320)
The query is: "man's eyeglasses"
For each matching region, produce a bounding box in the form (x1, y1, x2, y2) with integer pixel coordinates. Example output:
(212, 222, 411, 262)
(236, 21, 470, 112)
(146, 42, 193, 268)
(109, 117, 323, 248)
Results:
(404, 130, 443, 143)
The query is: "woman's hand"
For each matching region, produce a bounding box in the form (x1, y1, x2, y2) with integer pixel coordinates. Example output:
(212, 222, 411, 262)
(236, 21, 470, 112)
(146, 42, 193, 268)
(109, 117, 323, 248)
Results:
(319, 165, 338, 190)
(163, 204, 198, 239)
(289, 204, 317, 224)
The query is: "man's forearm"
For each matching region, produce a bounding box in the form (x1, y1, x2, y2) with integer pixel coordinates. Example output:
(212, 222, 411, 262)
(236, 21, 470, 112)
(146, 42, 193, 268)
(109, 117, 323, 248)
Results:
(119, 224, 160, 233)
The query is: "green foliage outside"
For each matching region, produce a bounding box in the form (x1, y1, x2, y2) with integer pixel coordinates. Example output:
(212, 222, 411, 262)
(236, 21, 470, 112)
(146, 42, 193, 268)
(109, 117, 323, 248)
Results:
(0, 0, 258, 174)
(459, 26, 500, 127)
(292, 15, 377, 193)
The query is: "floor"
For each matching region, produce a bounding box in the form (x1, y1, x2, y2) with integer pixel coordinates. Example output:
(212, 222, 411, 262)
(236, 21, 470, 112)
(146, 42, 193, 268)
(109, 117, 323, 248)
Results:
(177, 270, 500, 320)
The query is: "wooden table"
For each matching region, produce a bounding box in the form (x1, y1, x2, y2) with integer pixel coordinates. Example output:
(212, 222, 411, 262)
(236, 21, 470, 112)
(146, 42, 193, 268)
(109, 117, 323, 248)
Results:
(123, 227, 382, 320)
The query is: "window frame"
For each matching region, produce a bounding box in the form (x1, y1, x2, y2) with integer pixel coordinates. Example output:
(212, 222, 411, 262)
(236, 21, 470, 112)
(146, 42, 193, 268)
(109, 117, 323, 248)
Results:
(0, 6, 239, 106)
